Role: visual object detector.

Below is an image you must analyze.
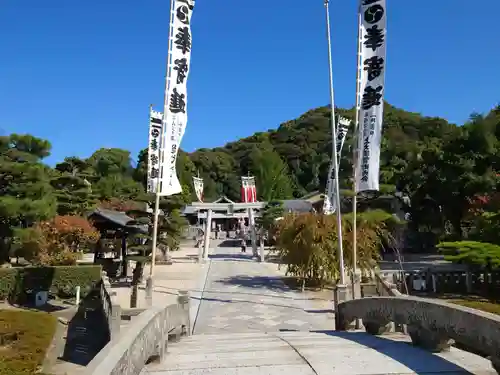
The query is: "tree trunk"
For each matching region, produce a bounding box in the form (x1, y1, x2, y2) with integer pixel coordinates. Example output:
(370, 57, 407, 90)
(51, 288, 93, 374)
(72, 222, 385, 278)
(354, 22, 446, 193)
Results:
(130, 285, 138, 308)
(121, 235, 128, 278)
(130, 261, 144, 308)
(132, 261, 144, 285)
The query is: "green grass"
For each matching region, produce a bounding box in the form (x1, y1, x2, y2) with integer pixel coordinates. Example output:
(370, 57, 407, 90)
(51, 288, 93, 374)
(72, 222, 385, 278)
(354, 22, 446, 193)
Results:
(449, 299, 500, 316)
(0, 309, 57, 375)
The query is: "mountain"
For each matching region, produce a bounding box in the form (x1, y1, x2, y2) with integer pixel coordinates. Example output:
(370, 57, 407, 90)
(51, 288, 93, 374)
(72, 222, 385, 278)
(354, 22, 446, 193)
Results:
(2, 101, 499, 250)
(183, 102, 459, 202)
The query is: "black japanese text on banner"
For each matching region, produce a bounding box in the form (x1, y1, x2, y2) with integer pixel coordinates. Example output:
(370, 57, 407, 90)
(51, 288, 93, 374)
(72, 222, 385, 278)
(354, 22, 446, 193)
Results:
(159, 0, 195, 196)
(355, 0, 387, 193)
(193, 176, 204, 202)
(324, 117, 351, 215)
(147, 110, 163, 194)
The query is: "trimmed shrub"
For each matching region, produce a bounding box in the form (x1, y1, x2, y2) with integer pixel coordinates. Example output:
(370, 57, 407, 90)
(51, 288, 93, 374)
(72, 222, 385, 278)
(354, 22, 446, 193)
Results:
(50, 265, 102, 298)
(0, 309, 57, 375)
(0, 265, 102, 302)
(438, 241, 500, 270)
(274, 211, 389, 287)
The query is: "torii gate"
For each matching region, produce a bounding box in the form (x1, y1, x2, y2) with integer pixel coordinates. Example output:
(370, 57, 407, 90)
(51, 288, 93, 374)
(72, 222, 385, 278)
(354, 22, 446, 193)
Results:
(190, 201, 265, 261)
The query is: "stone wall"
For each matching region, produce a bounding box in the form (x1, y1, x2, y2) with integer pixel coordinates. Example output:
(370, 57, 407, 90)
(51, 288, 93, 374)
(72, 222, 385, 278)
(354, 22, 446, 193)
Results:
(336, 295, 500, 373)
(388, 268, 500, 297)
(84, 291, 190, 375)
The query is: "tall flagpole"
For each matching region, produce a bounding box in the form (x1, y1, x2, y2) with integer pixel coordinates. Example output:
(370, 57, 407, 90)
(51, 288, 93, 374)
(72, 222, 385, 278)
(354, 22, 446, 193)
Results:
(149, 103, 162, 280)
(324, 0, 345, 285)
(147, 0, 176, 305)
(352, 1, 362, 296)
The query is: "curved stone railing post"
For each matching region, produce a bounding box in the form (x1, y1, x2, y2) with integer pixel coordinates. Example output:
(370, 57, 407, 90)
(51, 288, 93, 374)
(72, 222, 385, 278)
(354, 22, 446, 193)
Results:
(374, 271, 404, 297)
(100, 272, 122, 340)
(336, 296, 500, 373)
(84, 290, 190, 375)
(177, 290, 190, 336)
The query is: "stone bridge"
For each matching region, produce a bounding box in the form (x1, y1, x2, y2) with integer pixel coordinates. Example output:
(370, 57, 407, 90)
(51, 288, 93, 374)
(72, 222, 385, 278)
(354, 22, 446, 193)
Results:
(84, 246, 500, 374)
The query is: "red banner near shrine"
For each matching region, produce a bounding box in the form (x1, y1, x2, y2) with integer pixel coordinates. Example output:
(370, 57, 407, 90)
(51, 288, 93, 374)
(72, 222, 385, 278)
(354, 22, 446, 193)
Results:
(241, 176, 257, 203)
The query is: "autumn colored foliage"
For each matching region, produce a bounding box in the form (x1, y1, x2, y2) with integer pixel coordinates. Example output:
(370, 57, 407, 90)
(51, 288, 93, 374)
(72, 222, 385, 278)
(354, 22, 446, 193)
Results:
(16, 215, 100, 266)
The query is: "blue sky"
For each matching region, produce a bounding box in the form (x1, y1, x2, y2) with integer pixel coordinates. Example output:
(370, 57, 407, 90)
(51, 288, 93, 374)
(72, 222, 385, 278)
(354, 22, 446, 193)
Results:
(1, 0, 498, 165)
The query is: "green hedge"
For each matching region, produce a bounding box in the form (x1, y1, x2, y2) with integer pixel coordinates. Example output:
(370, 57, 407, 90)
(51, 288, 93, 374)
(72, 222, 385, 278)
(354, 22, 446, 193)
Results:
(0, 265, 102, 302)
(438, 241, 500, 270)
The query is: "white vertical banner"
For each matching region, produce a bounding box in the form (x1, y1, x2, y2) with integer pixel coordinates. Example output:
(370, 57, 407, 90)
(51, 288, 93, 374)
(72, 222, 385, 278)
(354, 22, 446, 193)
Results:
(147, 109, 163, 194)
(241, 177, 249, 203)
(193, 176, 204, 202)
(159, 0, 196, 196)
(250, 177, 257, 202)
(354, 0, 387, 193)
(324, 117, 351, 215)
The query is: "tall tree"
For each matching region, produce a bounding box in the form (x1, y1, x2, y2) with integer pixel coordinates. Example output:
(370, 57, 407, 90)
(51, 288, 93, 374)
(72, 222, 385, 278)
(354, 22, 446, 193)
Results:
(52, 157, 98, 215)
(134, 148, 196, 201)
(87, 148, 134, 177)
(250, 142, 294, 201)
(0, 135, 56, 263)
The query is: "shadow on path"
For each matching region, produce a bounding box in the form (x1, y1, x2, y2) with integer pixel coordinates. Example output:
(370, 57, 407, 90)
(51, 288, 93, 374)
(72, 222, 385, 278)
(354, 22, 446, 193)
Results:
(305, 309, 334, 314)
(209, 253, 255, 261)
(149, 284, 329, 303)
(312, 331, 476, 374)
(216, 275, 292, 293)
(191, 294, 306, 311)
(59, 290, 109, 366)
(217, 239, 243, 247)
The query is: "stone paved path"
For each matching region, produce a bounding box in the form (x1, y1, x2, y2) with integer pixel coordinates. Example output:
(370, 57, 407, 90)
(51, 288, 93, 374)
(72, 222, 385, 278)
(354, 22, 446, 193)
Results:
(192, 246, 334, 334)
(143, 244, 495, 374)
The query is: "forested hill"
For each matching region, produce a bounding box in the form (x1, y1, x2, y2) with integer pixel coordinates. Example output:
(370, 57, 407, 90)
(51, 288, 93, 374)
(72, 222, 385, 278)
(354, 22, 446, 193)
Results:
(162, 102, 462, 202)
(2, 101, 499, 240)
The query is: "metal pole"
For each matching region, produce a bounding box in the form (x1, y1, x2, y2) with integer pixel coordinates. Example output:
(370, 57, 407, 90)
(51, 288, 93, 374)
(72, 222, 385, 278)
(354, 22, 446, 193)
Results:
(150, 193, 161, 277)
(325, 0, 345, 285)
(146, 0, 175, 303)
(352, 2, 362, 294)
(248, 208, 258, 259)
(203, 209, 212, 260)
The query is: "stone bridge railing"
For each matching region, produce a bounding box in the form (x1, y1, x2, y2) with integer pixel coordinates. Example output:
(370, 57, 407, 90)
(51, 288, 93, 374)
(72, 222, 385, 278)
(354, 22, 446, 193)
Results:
(99, 274, 122, 340)
(374, 271, 403, 297)
(84, 291, 190, 375)
(336, 296, 500, 373)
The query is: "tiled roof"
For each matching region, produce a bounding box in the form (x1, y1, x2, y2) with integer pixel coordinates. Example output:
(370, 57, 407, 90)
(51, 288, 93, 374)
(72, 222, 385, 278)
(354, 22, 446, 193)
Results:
(89, 208, 149, 234)
(282, 200, 314, 213)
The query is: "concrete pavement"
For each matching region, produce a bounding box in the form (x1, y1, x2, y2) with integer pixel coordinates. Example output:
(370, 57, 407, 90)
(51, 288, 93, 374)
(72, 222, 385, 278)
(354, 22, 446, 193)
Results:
(192, 246, 335, 334)
(111, 246, 209, 328)
(141, 245, 495, 375)
(145, 331, 495, 375)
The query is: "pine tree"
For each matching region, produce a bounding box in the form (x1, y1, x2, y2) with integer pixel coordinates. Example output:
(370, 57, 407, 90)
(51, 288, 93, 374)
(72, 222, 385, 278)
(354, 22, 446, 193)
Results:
(52, 157, 99, 215)
(0, 135, 57, 263)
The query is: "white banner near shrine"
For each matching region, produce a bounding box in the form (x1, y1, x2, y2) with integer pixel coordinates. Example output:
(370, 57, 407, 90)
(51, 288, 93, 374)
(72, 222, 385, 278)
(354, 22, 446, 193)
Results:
(354, 0, 387, 193)
(193, 176, 204, 202)
(159, 0, 196, 196)
(147, 109, 163, 194)
(324, 117, 351, 215)
(241, 176, 257, 203)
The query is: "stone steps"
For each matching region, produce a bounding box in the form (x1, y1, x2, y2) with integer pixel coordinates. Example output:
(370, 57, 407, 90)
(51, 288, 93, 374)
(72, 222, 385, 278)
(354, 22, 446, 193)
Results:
(144, 331, 496, 375)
